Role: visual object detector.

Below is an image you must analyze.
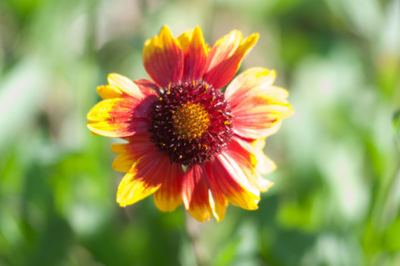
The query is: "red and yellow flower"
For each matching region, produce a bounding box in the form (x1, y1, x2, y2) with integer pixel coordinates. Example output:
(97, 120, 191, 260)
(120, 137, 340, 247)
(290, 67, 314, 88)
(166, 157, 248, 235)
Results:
(87, 26, 293, 222)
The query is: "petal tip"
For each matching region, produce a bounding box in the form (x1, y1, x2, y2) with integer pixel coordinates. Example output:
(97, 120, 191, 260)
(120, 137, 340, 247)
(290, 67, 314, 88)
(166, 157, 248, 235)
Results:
(159, 25, 174, 40)
(160, 25, 172, 33)
(250, 32, 259, 40)
(107, 73, 123, 83)
(116, 196, 129, 207)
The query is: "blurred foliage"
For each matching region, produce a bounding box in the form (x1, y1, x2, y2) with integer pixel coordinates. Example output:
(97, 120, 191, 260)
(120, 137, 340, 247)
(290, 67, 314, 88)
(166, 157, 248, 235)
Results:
(0, 0, 400, 265)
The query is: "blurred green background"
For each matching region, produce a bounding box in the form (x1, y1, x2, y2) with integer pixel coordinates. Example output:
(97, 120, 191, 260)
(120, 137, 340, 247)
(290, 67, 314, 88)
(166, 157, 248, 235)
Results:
(1, 0, 399, 265)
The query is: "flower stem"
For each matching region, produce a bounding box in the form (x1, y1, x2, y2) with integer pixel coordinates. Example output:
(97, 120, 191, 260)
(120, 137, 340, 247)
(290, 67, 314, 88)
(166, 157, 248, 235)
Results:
(185, 213, 208, 266)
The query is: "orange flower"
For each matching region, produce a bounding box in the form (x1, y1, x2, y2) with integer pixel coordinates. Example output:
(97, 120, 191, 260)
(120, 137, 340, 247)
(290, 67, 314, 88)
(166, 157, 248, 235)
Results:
(87, 26, 293, 222)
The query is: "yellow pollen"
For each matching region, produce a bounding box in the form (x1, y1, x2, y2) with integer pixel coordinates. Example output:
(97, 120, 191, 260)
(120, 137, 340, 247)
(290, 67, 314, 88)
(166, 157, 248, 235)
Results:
(172, 102, 210, 140)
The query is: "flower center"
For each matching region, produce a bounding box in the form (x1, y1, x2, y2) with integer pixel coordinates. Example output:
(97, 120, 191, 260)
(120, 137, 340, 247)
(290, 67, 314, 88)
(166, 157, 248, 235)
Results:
(149, 80, 233, 166)
(172, 102, 210, 140)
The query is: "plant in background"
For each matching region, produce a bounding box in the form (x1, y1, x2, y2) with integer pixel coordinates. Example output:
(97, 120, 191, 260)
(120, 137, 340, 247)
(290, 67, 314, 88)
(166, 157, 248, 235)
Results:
(86, 26, 293, 222)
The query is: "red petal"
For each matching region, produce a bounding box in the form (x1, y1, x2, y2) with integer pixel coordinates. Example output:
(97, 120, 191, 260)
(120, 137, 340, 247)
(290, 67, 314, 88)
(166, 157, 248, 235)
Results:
(115, 134, 182, 207)
(233, 136, 276, 176)
(203, 31, 258, 89)
(116, 144, 164, 207)
(153, 163, 184, 212)
(97, 73, 157, 99)
(113, 134, 184, 211)
(224, 137, 274, 192)
(182, 165, 228, 222)
(178, 26, 208, 81)
(134, 79, 161, 95)
(226, 68, 294, 139)
(182, 165, 213, 222)
(87, 96, 156, 137)
(225, 67, 277, 108)
(143, 26, 183, 87)
(205, 146, 263, 210)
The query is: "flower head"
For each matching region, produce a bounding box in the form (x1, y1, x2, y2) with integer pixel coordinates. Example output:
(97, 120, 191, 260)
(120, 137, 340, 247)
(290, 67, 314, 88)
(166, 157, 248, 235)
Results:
(87, 26, 293, 222)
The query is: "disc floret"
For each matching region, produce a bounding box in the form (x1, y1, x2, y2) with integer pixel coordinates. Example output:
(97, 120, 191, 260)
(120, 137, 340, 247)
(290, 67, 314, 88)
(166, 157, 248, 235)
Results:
(150, 80, 233, 166)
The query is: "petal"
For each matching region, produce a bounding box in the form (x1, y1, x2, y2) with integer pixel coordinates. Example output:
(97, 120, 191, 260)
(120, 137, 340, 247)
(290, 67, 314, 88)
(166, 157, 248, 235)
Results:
(182, 165, 228, 222)
(208, 189, 228, 222)
(112, 134, 184, 211)
(205, 155, 260, 210)
(182, 165, 213, 222)
(117, 170, 161, 207)
(143, 26, 183, 88)
(96, 85, 122, 99)
(98, 73, 152, 99)
(225, 67, 278, 107)
(88, 73, 158, 137)
(177, 26, 208, 81)
(233, 118, 283, 140)
(235, 137, 276, 175)
(203, 30, 258, 89)
(111, 133, 160, 172)
(134, 79, 161, 95)
(232, 101, 293, 139)
(87, 97, 155, 137)
(153, 162, 184, 212)
(226, 68, 294, 139)
(227, 137, 274, 192)
(116, 143, 166, 207)
(116, 142, 165, 206)
(251, 138, 276, 175)
(111, 143, 134, 172)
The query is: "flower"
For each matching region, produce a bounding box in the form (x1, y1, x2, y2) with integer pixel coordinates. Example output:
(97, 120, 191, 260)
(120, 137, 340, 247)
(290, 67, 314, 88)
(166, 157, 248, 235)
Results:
(87, 26, 293, 222)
